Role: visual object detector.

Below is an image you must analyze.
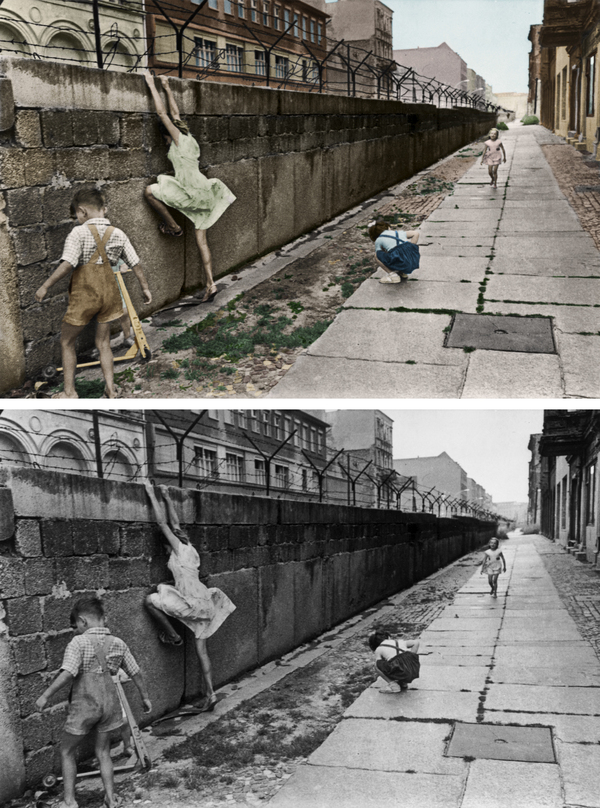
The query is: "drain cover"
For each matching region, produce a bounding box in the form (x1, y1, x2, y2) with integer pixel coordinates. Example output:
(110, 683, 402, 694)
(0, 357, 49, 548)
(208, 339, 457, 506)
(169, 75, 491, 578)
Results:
(446, 723, 555, 763)
(445, 314, 556, 353)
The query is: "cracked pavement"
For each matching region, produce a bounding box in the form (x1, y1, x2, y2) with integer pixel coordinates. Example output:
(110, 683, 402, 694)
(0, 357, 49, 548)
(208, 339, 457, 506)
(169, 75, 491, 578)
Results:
(268, 123, 600, 399)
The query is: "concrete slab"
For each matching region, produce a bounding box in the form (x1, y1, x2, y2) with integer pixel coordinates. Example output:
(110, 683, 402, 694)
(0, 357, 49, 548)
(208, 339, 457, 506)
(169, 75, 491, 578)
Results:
(557, 741, 600, 808)
(485, 301, 600, 332)
(425, 618, 502, 632)
(446, 722, 555, 763)
(416, 256, 490, 282)
(419, 632, 499, 646)
(485, 683, 600, 715)
(460, 350, 563, 398)
(342, 277, 480, 312)
(309, 719, 465, 775)
(426, 209, 501, 222)
(305, 310, 464, 365)
(485, 712, 600, 743)
(422, 653, 493, 667)
(269, 766, 466, 808)
(439, 606, 504, 618)
(486, 275, 600, 305)
(419, 221, 498, 234)
(559, 333, 600, 398)
(410, 664, 488, 691)
(420, 645, 496, 656)
(346, 687, 481, 721)
(498, 218, 581, 232)
(493, 645, 599, 667)
(446, 312, 556, 353)
(266, 353, 467, 398)
(490, 664, 600, 687)
(494, 235, 599, 260)
(419, 245, 496, 258)
(460, 760, 562, 808)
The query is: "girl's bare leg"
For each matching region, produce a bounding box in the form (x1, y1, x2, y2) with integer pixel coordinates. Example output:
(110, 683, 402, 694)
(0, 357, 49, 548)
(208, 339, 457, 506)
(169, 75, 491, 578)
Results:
(375, 257, 392, 274)
(194, 638, 216, 701)
(144, 595, 182, 643)
(144, 186, 182, 233)
(194, 229, 217, 300)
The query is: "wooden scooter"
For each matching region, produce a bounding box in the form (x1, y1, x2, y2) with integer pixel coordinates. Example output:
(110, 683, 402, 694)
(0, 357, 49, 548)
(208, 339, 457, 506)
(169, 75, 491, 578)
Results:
(41, 677, 152, 789)
(40, 270, 152, 382)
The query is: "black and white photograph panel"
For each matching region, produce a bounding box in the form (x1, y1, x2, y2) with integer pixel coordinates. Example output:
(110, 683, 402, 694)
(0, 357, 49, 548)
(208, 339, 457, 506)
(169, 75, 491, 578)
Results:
(5, 0, 598, 401)
(1, 406, 599, 808)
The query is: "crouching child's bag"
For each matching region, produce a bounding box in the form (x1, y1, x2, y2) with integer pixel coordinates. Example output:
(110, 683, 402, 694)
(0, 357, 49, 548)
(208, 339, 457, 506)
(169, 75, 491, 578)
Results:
(387, 233, 420, 274)
(377, 640, 420, 685)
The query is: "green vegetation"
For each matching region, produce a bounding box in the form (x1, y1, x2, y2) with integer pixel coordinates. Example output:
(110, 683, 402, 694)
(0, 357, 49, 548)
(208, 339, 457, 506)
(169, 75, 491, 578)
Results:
(496, 121, 509, 131)
(521, 115, 539, 126)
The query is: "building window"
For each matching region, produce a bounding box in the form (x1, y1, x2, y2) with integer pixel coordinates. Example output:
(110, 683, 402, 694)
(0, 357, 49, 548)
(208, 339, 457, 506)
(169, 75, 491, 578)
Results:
(317, 22, 322, 44)
(274, 464, 289, 489)
(209, 0, 218, 8)
(226, 43, 244, 71)
(310, 19, 315, 43)
(254, 458, 266, 486)
(255, 50, 266, 75)
(273, 412, 282, 440)
(263, 1, 270, 26)
(586, 53, 596, 116)
(586, 463, 596, 524)
(194, 446, 218, 478)
(251, 0, 258, 22)
(261, 411, 271, 437)
(283, 8, 290, 31)
(293, 13, 299, 36)
(238, 0, 245, 18)
(224, 0, 233, 14)
(251, 410, 260, 432)
(284, 415, 292, 437)
(273, 4, 280, 29)
(234, 410, 247, 429)
(194, 37, 219, 68)
(226, 452, 245, 482)
(302, 468, 309, 491)
(302, 16, 307, 38)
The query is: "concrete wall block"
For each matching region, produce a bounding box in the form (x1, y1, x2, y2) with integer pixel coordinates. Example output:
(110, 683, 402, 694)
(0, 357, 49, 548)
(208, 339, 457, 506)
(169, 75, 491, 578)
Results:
(24, 335, 62, 379)
(0, 487, 14, 542)
(12, 635, 46, 676)
(6, 597, 42, 636)
(0, 558, 25, 598)
(228, 525, 252, 550)
(232, 547, 256, 571)
(24, 745, 53, 788)
(44, 632, 71, 672)
(120, 114, 144, 149)
(20, 296, 65, 343)
(41, 521, 73, 557)
(11, 227, 46, 267)
(41, 112, 73, 148)
(149, 556, 169, 585)
(258, 563, 295, 661)
(15, 520, 42, 557)
(55, 556, 109, 591)
(0, 148, 26, 188)
(17, 261, 64, 308)
(120, 524, 147, 557)
(72, 111, 119, 147)
(42, 187, 75, 227)
(15, 111, 42, 148)
(98, 524, 121, 556)
(108, 558, 131, 590)
(23, 150, 56, 187)
(23, 559, 55, 597)
(42, 594, 74, 634)
(205, 549, 233, 575)
(21, 712, 53, 752)
(128, 558, 150, 587)
(5, 187, 43, 226)
(18, 672, 48, 717)
(71, 521, 100, 555)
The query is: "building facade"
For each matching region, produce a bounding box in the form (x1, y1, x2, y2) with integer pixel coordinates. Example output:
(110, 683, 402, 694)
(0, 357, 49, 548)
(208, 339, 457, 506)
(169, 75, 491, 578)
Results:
(393, 42, 467, 91)
(147, 0, 329, 89)
(0, 0, 145, 70)
(528, 23, 543, 116)
(528, 433, 543, 526)
(537, 410, 600, 566)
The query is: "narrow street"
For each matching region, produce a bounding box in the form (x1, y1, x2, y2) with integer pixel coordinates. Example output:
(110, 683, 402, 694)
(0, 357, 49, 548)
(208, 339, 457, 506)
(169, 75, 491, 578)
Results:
(270, 124, 600, 399)
(269, 533, 600, 808)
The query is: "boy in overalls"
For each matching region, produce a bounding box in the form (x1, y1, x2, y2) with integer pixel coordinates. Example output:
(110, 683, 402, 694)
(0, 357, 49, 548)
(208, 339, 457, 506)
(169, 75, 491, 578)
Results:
(34, 188, 152, 399)
(36, 597, 152, 808)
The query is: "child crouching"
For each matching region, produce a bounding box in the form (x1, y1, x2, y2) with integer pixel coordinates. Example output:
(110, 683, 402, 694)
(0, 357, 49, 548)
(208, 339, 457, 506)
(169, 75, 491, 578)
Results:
(368, 630, 420, 692)
(36, 597, 151, 808)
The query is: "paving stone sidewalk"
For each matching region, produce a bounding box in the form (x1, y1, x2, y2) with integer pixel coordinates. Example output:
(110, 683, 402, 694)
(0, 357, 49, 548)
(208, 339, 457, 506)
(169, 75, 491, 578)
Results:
(269, 123, 600, 399)
(268, 532, 600, 808)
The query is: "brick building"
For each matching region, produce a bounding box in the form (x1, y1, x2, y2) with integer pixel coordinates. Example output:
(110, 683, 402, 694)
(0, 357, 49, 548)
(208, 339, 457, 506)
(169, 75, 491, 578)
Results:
(393, 42, 467, 90)
(0, 0, 145, 69)
(147, 0, 329, 89)
(528, 23, 542, 116)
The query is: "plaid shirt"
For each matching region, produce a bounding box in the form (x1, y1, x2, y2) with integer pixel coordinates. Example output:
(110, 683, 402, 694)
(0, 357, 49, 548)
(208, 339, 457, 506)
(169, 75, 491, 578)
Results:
(60, 627, 140, 678)
(60, 218, 140, 269)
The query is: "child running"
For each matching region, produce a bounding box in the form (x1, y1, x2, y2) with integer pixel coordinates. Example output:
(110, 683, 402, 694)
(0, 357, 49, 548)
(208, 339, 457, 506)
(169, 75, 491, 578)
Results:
(35, 597, 151, 808)
(368, 630, 420, 692)
(480, 537, 507, 597)
(368, 219, 420, 284)
(34, 188, 152, 399)
(481, 128, 506, 189)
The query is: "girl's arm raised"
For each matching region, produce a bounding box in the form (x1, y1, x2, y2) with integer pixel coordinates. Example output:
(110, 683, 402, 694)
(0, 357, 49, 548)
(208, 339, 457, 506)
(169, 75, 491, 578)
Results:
(144, 70, 180, 147)
(159, 76, 182, 122)
(143, 479, 182, 552)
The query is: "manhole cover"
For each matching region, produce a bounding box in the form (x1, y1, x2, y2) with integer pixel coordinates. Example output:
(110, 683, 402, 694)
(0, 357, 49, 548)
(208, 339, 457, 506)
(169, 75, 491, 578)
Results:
(446, 723, 555, 763)
(445, 314, 556, 353)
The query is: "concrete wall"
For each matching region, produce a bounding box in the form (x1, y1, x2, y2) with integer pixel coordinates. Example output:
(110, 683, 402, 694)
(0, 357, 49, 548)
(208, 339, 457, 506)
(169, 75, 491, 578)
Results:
(0, 56, 496, 392)
(0, 465, 494, 798)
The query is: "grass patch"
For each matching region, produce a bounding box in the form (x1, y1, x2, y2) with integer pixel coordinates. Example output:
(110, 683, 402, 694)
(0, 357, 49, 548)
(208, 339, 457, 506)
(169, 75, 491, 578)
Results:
(389, 306, 457, 315)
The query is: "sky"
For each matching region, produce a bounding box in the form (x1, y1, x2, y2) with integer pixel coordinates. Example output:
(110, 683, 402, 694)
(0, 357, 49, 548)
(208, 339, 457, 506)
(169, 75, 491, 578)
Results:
(383, 409, 544, 503)
(385, 0, 544, 93)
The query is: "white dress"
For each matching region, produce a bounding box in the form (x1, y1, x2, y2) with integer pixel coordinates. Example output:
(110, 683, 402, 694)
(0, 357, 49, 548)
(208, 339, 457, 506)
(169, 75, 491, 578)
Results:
(150, 542, 236, 639)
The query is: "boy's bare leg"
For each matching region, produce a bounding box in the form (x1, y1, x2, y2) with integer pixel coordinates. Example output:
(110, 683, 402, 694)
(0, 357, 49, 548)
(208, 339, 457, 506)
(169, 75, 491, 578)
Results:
(143, 595, 182, 643)
(120, 310, 131, 342)
(144, 187, 181, 232)
(194, 229, 216, 300)
(60, 323, 86, 398)
(96, 322, 116, 398)
(60, 732, 81, 808)
(194, 638, 215, 701)
(95, 730, 117, 807)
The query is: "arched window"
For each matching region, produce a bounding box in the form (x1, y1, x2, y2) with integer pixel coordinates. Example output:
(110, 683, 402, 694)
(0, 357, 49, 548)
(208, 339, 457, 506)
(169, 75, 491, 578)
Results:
(46, 31, 87, 64)
(0, 432, 30, 467)
(102, 40, 135, 71)
(45, 441, 89, 474)
(103, 449, 134, 481)
(0, 23, 31, 57)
